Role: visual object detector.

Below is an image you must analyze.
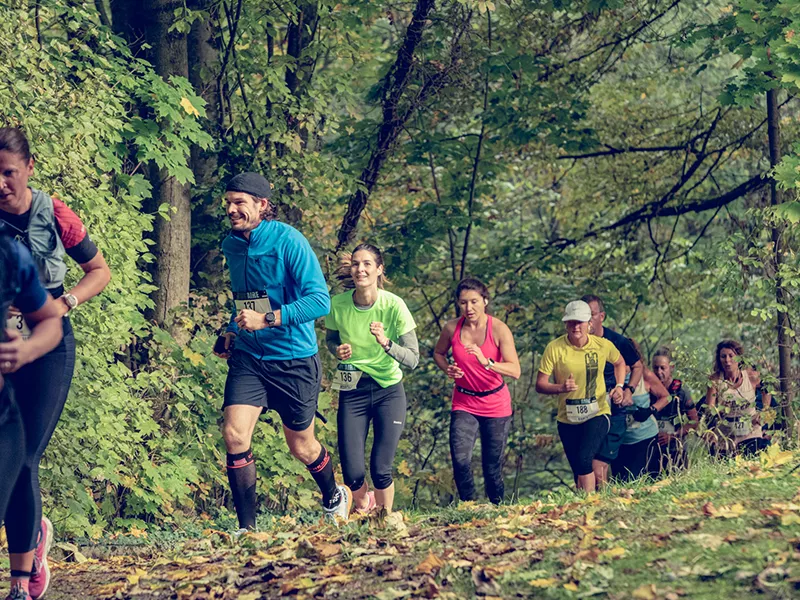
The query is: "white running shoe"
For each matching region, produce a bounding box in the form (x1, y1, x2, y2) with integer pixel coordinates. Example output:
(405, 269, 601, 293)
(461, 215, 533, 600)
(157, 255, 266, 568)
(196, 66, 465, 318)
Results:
(323, 485, 352, 524)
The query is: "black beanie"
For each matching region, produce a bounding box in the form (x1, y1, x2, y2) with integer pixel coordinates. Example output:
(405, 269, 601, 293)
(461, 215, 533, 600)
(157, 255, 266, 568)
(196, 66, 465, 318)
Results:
(226, 172, 272, 199)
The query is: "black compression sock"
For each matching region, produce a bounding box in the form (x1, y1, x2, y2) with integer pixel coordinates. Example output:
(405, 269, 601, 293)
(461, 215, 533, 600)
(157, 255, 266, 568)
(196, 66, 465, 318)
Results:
(226, 449, 257, 530)
(307, 446, 339, 509)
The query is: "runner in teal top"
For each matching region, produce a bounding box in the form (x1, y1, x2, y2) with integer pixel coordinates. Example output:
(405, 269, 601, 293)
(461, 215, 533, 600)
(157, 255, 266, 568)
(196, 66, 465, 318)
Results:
(326, 244, 419, 514)
(613, 341, 670, 481)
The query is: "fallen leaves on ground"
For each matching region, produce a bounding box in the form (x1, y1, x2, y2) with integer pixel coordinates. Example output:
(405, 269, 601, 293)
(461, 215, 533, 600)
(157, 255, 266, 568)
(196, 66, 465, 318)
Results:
(21, 449, 800, 599)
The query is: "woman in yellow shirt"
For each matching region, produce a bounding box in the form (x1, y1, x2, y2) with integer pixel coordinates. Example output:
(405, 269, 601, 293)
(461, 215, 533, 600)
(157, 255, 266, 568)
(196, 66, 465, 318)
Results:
(536, 301, 626, 492)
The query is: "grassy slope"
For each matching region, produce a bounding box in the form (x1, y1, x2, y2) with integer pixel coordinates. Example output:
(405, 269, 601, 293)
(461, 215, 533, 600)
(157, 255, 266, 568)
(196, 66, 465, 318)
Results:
(11, 447, 800, 599)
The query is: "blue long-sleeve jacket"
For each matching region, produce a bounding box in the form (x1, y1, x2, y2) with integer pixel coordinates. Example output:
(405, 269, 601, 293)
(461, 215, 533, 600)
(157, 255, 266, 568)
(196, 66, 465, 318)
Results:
(222, 220, 330, 361)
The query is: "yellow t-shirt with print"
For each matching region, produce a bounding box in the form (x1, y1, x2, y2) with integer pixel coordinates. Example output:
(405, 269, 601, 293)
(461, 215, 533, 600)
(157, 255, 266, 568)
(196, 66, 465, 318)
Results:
(539, 334, 621, 424)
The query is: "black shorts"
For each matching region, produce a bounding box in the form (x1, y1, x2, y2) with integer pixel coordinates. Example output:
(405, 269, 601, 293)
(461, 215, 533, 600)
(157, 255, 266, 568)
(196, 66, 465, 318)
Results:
(223, 350, 321, 431)
(558, 415, 610, 477)
(595, 414, 627, 464)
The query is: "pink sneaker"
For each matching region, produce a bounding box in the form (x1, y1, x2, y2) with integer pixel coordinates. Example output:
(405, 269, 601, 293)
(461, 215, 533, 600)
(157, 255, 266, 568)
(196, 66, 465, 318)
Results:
(29, 517, 53, 599)
(356, 491, 377, 514)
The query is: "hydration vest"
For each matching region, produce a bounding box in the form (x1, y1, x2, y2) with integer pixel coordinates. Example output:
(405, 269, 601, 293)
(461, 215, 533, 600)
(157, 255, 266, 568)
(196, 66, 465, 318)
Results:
(0, 189, 67, 291)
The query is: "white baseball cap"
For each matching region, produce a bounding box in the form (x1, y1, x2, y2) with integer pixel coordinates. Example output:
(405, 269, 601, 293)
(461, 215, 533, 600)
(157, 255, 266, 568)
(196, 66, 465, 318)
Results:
(562, 300, 592, 322)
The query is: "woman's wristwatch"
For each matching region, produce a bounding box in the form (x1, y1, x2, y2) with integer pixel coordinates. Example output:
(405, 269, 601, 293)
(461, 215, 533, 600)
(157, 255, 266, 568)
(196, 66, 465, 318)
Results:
(62, 293, 79, 311)
(484, 358, 496, 370)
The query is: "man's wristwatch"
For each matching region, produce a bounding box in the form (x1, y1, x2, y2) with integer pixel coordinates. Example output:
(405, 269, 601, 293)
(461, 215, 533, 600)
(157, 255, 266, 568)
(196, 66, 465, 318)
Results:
(484, 358, 496, 370)
(264, 311, 276, 326)
(62, 293, 79, 311)
(623, 384, 635, 393)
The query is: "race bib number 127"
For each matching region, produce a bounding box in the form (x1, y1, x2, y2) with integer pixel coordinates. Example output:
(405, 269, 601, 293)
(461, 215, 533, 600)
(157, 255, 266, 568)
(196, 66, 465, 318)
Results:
(234, 291, 272, 314)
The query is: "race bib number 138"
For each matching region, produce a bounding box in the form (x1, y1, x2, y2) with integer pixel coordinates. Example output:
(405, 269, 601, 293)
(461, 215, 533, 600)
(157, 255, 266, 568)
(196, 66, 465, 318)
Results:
(5, 311, 31, 340)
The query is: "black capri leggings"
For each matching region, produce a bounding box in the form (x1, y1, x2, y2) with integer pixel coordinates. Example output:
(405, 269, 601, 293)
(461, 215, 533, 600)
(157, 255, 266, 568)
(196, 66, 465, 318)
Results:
(6, 317, 75, 553)
(0, 386, 25, 520)
(338, 377, 406, 491)
(557, 415, 610, 477)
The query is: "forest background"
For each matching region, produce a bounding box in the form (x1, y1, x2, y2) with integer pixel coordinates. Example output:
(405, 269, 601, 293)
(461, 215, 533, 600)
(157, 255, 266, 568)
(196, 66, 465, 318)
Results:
(3, 0, 800, 539)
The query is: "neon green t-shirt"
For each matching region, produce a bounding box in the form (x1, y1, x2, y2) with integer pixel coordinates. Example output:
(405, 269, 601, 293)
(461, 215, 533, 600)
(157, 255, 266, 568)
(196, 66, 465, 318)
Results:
(326, 290, 417, 388)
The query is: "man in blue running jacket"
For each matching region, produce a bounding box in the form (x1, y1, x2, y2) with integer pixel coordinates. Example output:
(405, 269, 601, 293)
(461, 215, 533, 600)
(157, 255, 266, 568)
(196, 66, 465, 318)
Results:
(213, 172, 351, 530)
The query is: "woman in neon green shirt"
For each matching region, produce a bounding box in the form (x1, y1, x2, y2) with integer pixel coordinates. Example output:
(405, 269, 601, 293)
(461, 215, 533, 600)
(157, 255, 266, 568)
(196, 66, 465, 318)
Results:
(326, 244, 419, 514)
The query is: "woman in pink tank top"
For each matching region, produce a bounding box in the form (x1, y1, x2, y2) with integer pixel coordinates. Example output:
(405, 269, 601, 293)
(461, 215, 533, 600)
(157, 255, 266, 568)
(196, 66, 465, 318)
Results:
(434, 279, 521, 504)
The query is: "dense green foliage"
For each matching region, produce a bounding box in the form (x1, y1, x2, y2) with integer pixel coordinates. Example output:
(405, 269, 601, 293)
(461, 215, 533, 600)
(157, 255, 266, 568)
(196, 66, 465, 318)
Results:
(3, 0, 800, 538)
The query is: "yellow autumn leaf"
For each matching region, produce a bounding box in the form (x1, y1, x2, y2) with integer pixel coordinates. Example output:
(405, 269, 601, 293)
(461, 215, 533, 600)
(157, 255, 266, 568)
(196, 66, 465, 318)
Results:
(416, 552, 445, 574)
(716, 503, 746, 519)
(237, 593, 261, 600)
(182, 348, 205, 366)
(601, 546, 626, 559)
(632, 584, 658, 599)
(761, 445, 793, 469)
(641, 92, 647, 99)
(529, 578, 558, 588)
(397, 460, 412, 477)
(128, 526, 148, 538)
(180, 96, 200, 117)
(316, 543, 341, 558)
(126, 568, 147, 585)
(563, 582, 579, 591)
(681, 491, 709, 500)
(781, 513, 800, 526)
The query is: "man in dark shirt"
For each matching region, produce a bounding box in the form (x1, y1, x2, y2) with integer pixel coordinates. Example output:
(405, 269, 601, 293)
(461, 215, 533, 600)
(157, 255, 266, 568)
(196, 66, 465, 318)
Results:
(581, 295, 643, 486)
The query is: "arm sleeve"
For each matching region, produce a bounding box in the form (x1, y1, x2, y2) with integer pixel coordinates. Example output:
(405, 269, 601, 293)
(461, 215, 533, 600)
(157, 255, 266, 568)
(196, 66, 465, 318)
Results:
(326, 329, 341, 357)
(52, 198, 99, 264)
(14, 242, 49, 314)
(386, 329, 420, 369)
(280, 231, 331, 326)
(393, 297, 417, 337)
(538, 342, 556, 376)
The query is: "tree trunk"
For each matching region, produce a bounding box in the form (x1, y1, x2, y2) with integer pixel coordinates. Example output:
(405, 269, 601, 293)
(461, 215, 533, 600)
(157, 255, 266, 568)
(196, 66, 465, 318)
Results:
(187, 0, 225, 287)
(109, 0, 143, 43)
(188, 0, 220, 190)
(284, 0, 319, 100)
(766, 88, 795, 430)
(146, 0, 192, 326)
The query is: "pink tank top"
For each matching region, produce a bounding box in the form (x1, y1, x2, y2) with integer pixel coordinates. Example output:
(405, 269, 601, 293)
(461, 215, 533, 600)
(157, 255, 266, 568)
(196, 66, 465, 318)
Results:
(451, 316, 512, 418)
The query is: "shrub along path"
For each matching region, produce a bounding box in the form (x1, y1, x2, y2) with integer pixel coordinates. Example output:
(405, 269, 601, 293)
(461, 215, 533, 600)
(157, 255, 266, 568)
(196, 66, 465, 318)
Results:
(8, 447, 800, 599)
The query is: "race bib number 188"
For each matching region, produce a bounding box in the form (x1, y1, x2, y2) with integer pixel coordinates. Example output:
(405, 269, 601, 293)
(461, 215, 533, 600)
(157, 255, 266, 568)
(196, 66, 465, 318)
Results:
(565, 398, 599, 424)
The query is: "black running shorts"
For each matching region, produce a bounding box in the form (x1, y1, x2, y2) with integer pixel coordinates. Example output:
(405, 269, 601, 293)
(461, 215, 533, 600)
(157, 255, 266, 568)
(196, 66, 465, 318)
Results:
(223, 350, 321, 431)
(557, 414, 610, 477)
